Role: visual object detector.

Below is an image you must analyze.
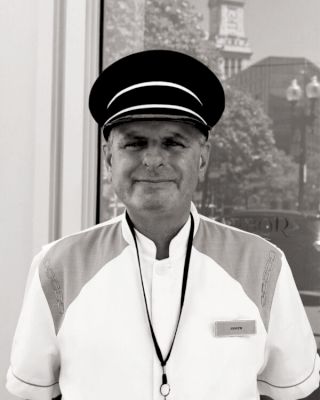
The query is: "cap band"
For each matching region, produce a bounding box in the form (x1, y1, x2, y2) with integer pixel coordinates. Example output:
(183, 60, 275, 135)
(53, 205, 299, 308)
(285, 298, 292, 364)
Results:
(107, 81, 203, 109)
(104, 104, 207, 127)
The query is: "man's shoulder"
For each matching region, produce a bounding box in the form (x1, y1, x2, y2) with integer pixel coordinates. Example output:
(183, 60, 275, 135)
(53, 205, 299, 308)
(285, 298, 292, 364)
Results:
(36, 215, 128, 333)
(42, 215, 125, 262)
(196, 213, 282, 256)
(37, 214, 128, 296)
(195, 214, 283, 330)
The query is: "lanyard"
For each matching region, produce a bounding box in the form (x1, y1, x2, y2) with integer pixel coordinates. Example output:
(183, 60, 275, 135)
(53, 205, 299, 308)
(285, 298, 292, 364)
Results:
(126, 212, 194, 399)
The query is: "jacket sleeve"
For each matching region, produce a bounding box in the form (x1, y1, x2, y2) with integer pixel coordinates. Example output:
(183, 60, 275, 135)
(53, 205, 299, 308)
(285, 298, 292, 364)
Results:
(6, 250, 61, 400)
(257, 253, 320, 399)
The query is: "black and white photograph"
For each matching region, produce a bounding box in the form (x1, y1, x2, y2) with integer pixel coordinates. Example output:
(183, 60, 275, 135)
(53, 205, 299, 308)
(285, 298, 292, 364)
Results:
(1, 0, 320, 399)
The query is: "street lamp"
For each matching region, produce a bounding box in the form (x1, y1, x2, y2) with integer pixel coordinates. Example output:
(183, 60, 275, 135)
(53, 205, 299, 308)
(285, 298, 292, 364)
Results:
(286, 75, 320, 211)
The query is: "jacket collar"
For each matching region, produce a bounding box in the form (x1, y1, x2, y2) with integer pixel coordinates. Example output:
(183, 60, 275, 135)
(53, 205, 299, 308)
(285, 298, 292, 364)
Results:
(121, 202, 200, 260)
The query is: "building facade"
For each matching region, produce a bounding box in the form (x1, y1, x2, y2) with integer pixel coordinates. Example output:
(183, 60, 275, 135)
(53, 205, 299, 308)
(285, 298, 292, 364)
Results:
(230, 56, 320, 156)
(208, 0, 252, 79)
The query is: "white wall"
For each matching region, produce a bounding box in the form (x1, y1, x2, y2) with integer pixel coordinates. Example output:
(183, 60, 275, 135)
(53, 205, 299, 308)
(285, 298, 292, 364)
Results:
(0, 0, 52, 398)
(0, 0, 55, 397)
(0, 0, 99, 397)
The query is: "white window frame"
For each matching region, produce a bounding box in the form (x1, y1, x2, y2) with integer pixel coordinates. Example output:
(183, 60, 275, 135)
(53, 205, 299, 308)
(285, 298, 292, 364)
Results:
(35, 0, 101, 246)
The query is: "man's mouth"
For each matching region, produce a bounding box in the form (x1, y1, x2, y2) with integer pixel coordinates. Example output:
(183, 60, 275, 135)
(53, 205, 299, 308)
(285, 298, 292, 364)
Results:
(134, 179, 175, 184)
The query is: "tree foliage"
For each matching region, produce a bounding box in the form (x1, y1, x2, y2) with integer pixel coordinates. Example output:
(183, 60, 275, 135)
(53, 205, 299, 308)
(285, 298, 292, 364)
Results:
(103, 0, 145, 66)
(144, 0, 219, 71)
(199, 88, 299, 213)
(103, 0, 219, 71)
(304, 151, 320, 212)
(102, 0, 310, 216)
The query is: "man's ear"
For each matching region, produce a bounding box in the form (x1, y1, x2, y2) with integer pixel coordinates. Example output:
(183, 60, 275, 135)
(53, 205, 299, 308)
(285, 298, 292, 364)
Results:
(102, 144, 112, 169)
(102, 144, 113, 183)
(198, 141, 211, 182)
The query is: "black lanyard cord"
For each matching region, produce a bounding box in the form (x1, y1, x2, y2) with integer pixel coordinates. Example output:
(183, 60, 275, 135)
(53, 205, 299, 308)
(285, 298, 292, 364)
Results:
(126, 212, 194, 396)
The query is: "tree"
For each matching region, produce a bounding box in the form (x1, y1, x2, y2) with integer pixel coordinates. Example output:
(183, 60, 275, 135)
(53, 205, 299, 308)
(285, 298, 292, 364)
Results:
(144, 0, 219, 71)
(248, 148, 299, 209)
(199, 88, 294, 214)
(304, 151, 320, 213)
(103, 0, 145, 66)
(102, 0, 301, 217)
(103, 0, 219, 72)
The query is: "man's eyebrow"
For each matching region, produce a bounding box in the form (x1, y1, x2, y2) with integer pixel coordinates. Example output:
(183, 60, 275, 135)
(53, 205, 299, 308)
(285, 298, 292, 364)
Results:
(165, 132, 190, 141)
(117, 129, 192, 141)
(119, 131, 147, 140)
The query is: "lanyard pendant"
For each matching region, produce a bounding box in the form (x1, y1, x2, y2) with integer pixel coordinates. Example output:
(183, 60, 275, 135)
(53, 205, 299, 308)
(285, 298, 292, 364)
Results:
(126, 213, 194, 400)
(160, 368, 170, 399)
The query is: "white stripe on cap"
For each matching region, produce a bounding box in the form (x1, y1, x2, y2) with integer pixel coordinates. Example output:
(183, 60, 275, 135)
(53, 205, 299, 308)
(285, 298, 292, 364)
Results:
(104, 104, 207, 126)
(107, 81, 203, 108)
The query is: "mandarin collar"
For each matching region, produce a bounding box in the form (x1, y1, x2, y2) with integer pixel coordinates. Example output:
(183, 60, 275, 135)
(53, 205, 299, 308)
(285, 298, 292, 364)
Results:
(121, 202, 200, 261)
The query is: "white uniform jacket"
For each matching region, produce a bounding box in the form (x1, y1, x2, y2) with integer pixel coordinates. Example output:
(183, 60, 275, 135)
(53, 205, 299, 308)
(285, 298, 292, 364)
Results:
(7, 204, 320, 400)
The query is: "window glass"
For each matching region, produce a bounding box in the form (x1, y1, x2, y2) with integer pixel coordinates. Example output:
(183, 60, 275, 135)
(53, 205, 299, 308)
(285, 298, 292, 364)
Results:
(99, 0, 320, 365)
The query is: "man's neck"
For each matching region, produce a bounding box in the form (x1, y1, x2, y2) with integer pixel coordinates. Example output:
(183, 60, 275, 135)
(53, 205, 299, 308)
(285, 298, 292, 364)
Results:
(127, 207, 191, 260)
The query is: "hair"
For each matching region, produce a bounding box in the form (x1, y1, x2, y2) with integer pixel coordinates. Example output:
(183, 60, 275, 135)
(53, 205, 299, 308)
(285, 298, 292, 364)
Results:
(102, 125, 112, 143)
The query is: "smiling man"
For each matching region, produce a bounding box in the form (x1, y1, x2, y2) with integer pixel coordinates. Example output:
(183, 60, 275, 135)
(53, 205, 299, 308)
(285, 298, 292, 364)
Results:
(105, 120, 210, 259)
(7, 50, 320, 400)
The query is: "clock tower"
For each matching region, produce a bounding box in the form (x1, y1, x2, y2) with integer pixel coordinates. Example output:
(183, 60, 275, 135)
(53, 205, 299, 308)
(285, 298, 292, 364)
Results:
(208, 0, 252, 79)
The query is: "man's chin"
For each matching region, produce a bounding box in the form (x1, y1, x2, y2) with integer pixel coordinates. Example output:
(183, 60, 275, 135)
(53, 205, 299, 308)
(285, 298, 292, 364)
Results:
(137, 200, 169, 212)
(125, 196, 192, 222)
(130, 196, 175, 214)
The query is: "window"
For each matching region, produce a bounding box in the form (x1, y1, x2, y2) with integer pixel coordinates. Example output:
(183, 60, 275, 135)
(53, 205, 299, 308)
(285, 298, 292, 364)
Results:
(98, 0, 320, 370)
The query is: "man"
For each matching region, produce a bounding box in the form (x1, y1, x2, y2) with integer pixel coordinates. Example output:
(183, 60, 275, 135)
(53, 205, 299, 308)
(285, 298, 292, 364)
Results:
(7, 50, 320, 400)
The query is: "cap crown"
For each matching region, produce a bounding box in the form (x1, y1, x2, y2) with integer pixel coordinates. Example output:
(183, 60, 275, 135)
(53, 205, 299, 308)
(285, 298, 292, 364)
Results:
(89, 50, 225, 136)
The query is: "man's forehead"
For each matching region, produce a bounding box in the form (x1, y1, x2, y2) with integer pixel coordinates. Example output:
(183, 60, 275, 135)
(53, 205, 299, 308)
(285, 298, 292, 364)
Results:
(112, 121, 202, 139)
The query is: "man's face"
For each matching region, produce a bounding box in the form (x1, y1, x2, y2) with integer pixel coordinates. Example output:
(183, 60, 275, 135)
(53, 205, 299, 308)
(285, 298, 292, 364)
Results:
(105, 121, 210, 217)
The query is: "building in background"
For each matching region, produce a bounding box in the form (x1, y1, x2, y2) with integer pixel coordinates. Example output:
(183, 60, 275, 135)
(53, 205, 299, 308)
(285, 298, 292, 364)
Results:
(230, 56, 320, 156)
(206, 0, 320, 157)
(208, 0, 252, 79)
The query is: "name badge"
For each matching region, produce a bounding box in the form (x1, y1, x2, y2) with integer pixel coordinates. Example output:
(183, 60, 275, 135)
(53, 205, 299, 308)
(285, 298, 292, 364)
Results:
(214, 320, 256, 337)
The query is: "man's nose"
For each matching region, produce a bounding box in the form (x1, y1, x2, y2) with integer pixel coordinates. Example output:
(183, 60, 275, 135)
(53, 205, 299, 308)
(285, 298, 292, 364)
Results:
(142, 145, 165, 169)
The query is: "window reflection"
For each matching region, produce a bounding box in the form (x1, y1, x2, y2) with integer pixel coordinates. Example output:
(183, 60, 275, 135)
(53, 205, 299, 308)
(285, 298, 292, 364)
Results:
(100, 0, 320, 220)
(99, 2, 320, 366)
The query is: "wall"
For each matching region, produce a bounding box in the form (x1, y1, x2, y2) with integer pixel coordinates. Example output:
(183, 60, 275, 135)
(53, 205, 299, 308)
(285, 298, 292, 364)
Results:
(0, 0, 53, 398)
(0, 0, 55, 397)
(0, 0, 100, 398)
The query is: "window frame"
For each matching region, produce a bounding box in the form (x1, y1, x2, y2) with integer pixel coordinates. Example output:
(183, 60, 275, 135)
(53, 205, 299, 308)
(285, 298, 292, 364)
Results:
(47, 0, 101, 240)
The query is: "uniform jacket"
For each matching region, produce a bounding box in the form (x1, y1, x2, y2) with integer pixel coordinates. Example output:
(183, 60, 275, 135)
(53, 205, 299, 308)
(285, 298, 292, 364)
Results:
(7, 204, 320, 399)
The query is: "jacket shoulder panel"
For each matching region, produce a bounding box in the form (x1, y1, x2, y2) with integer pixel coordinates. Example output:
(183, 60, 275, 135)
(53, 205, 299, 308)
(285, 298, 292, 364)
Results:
(39, 219, 128, 333)
(193, 216, 282, 330)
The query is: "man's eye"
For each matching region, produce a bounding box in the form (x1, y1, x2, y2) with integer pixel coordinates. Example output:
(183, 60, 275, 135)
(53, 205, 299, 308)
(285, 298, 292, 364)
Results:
(164, 140, 185, 148)
(124, 142, 145, 148)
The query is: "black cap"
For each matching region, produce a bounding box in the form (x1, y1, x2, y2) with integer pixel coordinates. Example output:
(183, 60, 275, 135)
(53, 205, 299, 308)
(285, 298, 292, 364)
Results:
(89, 49, 225, 139)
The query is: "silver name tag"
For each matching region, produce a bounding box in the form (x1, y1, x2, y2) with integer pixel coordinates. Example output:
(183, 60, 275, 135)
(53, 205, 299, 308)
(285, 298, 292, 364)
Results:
(214, 320, 256, 337)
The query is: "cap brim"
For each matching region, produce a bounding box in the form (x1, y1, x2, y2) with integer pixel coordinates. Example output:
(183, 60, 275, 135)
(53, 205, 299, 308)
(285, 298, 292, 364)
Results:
(102, 113, 210, 140)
